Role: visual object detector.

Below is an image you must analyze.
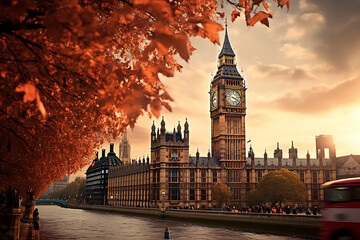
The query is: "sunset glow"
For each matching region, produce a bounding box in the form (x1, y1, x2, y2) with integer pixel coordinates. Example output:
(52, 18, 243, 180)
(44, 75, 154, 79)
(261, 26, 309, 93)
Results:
(101, 0, 360, 168)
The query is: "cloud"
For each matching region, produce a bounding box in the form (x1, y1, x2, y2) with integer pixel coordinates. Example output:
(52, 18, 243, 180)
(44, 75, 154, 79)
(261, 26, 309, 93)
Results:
(250, 62, 315, 81)
(280, 43, 315, 60)
(285, 13, 325, 40)
(310, 0, 360, 70)
(270, 76, 360, 114)
(299, 0, 317, 11)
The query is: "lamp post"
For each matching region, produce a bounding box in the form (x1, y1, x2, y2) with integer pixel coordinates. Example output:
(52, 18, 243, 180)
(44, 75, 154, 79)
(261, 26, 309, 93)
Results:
(161, 190, 166, 213)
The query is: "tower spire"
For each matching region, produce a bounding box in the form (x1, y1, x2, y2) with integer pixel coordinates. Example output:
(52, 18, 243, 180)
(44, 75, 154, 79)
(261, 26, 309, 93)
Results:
(213, 25, 242, 80)
(219, 24, 235, 58)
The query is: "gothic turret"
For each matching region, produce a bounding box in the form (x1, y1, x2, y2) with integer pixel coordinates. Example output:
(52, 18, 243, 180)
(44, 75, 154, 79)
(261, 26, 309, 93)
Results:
(177, 121, 182, 138)
(207, 150, 211, 167)
(161, 116, 165, 135)
(289, 141, 298, 166)
(248, 145, 255, 167)
(306, 150, 311, 167)
(151, 118, 189, 149)
(264, 149, 268, 167)
(184, 118, 189, 141)
(274, 142, 283, 166)
(196, 149, 200, 167)
(151, 121, 156, 141)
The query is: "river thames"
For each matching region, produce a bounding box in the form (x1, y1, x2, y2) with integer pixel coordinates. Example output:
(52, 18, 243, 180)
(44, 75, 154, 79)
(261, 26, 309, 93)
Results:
(36, 206, 309, 239)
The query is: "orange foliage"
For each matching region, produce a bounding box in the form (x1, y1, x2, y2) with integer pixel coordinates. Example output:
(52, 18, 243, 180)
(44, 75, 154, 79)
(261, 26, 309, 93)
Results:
(224, 0, 290, 27)
(0, 0, 222, 198)
(0, 0, 289, 199)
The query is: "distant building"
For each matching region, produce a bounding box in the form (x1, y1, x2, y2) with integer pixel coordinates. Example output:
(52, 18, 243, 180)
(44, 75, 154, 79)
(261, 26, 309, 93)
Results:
(119, 128, 131, 164)
(75, 176, 86, 181)
(336, 155, 360, 179)
(85, 144, 123, 205)
(43, 175, 69, 195)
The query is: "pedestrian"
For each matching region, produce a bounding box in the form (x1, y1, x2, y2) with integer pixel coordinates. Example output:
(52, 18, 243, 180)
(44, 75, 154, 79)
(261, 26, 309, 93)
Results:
(306, 208, 311, 215)
(292, 207, 297, 215)
(312, 206, 317, 215)
(299, 206, 303, 214)
(285, 206, 291, 214)
(164, 227, 170, 239)
(33, 208, 40, 240)
(272, 206, 276, 213)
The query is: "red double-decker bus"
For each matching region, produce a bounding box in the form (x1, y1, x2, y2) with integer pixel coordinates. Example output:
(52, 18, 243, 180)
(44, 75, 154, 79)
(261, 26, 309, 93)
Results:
(321, 177, 360, 240)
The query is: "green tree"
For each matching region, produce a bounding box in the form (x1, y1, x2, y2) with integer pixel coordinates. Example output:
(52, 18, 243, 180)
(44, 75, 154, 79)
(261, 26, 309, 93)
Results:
(213, 183, 233, 207)
(247, 168, 306, 206)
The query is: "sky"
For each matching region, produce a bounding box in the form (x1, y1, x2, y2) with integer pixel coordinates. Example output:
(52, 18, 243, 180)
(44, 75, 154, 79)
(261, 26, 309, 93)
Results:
(74, 0, 360, 178)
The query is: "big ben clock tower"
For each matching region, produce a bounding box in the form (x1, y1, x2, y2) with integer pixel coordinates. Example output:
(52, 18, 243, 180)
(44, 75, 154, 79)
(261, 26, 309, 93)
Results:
(210, 24, 246, 206)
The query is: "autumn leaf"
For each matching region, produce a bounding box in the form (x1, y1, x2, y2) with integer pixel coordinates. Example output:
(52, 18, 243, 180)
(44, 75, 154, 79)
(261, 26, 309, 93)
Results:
(262, 1, 273, 17)
(260, 18, 269, 27)
(276, 0, 290, 10)
(15, 82, 37, 103)
(231, 10, 241, 22)
(201, 21, 223, 45)
(252, 0, 263, 5)
(238, 0, 246, 7)
(247, 11, 272, 27)
(15, 82, 46, 118)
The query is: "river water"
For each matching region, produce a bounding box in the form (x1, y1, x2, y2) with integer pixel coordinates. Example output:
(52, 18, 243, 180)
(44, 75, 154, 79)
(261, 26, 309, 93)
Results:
(36, 206, 306, 240)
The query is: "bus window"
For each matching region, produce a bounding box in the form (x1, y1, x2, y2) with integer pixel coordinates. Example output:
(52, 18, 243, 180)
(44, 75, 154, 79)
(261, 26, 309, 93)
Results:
(353, 187, 360, 201)
(325, 187, 351, 203)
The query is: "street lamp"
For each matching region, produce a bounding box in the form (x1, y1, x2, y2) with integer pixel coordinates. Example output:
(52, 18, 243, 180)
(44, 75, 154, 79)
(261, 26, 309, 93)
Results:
(161, 190, 166, 213)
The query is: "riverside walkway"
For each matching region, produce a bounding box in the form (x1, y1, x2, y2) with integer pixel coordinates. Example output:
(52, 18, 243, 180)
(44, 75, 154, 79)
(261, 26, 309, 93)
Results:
(67, 203, 321, 239)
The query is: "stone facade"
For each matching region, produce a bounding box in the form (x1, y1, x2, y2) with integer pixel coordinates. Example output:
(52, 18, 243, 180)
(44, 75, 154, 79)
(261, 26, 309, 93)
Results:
(336, 155, 360, 179)
(108, 119, 226, 209)
(245, 135, 337, 207)
(108, 157, 150, 207)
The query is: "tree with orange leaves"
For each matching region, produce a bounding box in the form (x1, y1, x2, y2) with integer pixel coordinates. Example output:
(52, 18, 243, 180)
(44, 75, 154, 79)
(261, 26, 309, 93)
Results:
(0, 0, 289, 199)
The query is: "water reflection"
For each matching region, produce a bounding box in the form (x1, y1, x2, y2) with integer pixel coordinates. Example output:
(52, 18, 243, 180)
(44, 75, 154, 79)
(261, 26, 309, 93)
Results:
(37, 206, 305, 240)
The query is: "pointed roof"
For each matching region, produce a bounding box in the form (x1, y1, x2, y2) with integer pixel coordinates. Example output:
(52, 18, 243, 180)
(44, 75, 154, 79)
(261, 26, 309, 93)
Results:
(218, 26, 235, 58)
(336, 155, 360, 168)
(213, 25, 243, 82)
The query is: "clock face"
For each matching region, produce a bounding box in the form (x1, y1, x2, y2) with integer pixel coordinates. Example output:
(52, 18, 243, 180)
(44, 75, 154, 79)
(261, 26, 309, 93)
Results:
(226, 90, 241, 106)
(211, 91, 217, 108)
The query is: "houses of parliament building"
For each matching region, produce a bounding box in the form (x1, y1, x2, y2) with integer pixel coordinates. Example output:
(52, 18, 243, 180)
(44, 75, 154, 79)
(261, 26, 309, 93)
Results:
(102, 27, 340, 209)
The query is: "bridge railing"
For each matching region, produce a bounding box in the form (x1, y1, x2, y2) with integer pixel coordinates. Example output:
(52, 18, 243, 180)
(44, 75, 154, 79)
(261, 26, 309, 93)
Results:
(35, 200, 68, 207)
